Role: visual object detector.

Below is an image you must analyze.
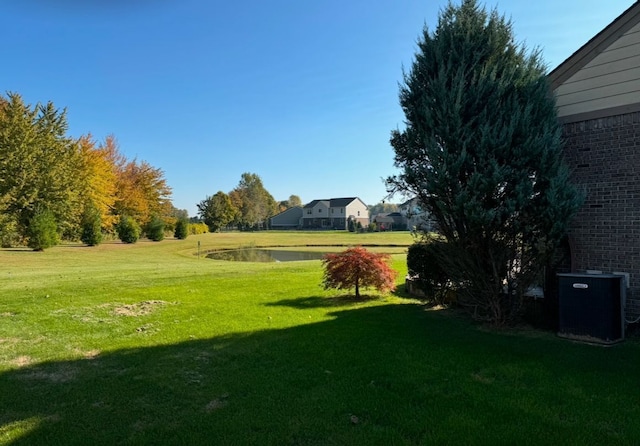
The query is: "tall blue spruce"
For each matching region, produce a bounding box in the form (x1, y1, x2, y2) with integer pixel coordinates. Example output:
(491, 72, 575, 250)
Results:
(388, 0, 582, 324)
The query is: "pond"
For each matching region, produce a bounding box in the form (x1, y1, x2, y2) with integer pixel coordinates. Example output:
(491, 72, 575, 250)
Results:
(206, 248, 329, 263)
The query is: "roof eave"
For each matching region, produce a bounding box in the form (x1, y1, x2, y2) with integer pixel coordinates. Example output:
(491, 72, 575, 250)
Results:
(548, 1, 640, 90)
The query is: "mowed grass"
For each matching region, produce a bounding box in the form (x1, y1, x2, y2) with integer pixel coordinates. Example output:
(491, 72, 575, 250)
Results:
(1, 231, 640, 445)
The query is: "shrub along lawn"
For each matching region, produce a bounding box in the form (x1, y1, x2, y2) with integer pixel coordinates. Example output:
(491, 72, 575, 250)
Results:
(1, 231, 639, 444)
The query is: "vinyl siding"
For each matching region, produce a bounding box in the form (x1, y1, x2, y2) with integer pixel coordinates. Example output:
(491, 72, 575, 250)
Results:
(555, 21, 640, 117)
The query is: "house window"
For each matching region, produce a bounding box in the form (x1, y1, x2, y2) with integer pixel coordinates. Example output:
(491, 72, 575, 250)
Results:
(341, 208, 343, 213)
(318, 209, 322, 213)
(357, 211, 360, 216)
(306, 209, 312, 215)
(331, 209, 334, 214)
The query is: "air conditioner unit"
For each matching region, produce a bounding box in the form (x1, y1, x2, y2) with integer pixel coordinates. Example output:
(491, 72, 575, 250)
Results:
(557, 273, 625, 344)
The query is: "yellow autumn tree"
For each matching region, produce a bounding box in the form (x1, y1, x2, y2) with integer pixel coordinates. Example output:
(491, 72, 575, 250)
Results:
(76, 135, 118, 231)
(113, 157, 172, 228)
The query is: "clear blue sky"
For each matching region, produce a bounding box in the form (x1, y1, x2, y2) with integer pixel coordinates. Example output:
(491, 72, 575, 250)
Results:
(2, 0, 635, 216)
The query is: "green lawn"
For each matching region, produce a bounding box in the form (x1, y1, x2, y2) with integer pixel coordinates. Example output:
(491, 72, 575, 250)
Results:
(1, 231, 639, 445)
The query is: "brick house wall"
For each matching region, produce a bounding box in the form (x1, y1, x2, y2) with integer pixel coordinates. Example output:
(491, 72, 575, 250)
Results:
(561, 111, 640, 317)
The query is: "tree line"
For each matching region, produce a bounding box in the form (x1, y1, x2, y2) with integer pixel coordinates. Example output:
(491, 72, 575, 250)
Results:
(0, 92, 181, 249)
(197, 173, 301, 232)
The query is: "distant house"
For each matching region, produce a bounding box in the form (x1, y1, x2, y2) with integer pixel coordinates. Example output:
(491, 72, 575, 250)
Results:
(301, 197, 369, 230)
(270, 206, 303, 230)
(548, 2, 640, 316)
(372, 212, 406, 231)
(399, 197, 433, 232)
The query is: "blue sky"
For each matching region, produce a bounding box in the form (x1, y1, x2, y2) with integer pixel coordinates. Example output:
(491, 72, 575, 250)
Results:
(2, 0, 635, 216)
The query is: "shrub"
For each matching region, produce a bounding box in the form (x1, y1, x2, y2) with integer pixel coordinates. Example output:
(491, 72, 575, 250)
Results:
(174, 218, 189, 240)
(145, 215, 165, 241)
(80, 206, 103, 246)
(116, 216, 141, 244)
(322, 246, 398, 298)
(406, 241, 452, 305)
(188, 222, 209, 235)
(26, 209, 59, 251)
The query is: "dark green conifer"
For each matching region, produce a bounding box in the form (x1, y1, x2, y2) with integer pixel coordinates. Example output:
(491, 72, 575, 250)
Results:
(388, 0, 583, 324)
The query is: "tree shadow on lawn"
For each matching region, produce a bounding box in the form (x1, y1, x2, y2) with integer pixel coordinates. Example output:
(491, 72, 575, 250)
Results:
(266, 282, 419, 310)
(265, 294, 381, 309)
(2, 304, 640, 445)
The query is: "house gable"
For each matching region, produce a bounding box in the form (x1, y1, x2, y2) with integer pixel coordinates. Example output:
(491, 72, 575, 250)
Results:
(549, 2, 640, 122)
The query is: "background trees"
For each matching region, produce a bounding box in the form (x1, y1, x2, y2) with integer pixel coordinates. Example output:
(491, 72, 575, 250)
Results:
(196, 173, 302, 232)
(197, 191, 237, 232)
(368, 202, 399, 217)
(0, 93, 175, 247)
(387, 0, 582, 324)
(113, 158, 172, 228)
(278, 194, 303, 212)
(231, 173, 278, 230)
(0, 93, 82, 243)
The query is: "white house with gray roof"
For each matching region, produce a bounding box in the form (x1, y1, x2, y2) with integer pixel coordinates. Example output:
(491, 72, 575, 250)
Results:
(301, 197, 369, 230)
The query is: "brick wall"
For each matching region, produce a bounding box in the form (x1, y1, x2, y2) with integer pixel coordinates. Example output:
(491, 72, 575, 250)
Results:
(562, 111, 640, 318)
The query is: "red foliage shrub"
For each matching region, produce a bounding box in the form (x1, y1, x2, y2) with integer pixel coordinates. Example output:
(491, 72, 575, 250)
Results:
(321, 246, 398, 298)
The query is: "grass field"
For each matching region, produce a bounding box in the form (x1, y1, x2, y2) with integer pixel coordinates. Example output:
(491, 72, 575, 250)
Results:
(1, 231, 640, 445)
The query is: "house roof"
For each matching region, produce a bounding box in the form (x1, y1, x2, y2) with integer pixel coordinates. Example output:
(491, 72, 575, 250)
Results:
(374, 215, 395, 223)
(548, 2, 640, 89)
(271, 206, 302, 219)
(303, 197, 364, 208)
(330, 197, 361, 207)
(303, 199, 329, 209)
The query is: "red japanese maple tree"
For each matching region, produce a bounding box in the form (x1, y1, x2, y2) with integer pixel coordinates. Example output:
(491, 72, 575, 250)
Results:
(321, 246, 398, 298)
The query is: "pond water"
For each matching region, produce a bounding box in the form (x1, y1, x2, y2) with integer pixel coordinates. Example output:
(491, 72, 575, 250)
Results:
(206, 248, 328, 263)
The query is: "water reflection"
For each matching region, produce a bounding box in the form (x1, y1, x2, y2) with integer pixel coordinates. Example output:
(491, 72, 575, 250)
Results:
(206, 248, 327, 262)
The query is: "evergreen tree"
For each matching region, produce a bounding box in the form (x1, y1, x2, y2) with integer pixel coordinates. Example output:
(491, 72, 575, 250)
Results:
(174, 218, 189, 240)
(116, 215, 141, 244)
(387, 0, 582, 324)
(26, 208, 59, 251)
(145, 215, 165, 241)
(80, 203, 103, 246)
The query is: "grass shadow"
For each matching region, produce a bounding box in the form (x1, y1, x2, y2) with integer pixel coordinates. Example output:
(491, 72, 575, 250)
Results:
(265, 294, 381, 309)
(2, 304, 640, 444)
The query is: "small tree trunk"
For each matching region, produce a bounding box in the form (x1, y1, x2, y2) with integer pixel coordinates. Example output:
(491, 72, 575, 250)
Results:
(355, 278, 360, 298)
